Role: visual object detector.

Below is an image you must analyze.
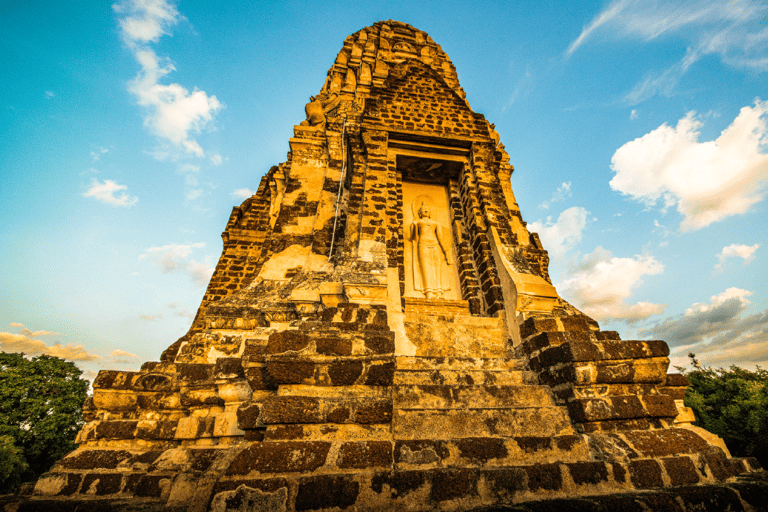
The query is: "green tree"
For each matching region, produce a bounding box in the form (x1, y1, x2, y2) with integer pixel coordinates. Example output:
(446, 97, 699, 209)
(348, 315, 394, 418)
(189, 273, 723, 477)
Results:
(0, 435, 28, 493)
(0, 353, 88, 494)
(682, 354, 768, 467)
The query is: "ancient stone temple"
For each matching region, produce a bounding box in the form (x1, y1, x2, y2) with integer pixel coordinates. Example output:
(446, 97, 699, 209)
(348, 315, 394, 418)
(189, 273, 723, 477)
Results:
(26, 21, 765, 511)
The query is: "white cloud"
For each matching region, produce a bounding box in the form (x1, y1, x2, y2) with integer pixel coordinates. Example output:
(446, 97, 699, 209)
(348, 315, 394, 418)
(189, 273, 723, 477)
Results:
(715, 243, 759, 270)
(108, 349, 138, 364)
(90, 147, 109, 161)
(630, 109, 638, 120)
(232, 188, 256, 199)
(83, 179, 138, 207)
(114, 0, 179, 44)
(186, 189, 203, 201)
(528, 206, 589, 261)
(686, 287, 753, 315)
(139, 242, 214, 285)
(109, 349, 137, 358)
(114, 0, 222, 158)
(140, 313, 163, 321)
(9, 322, 24, 327)
(0, 331, 101, 362)
(210, 154, 223, 166)
(567, 0, 768, 102)
(539, 182, 572, 209)
(44, 90, 55, 98)
(557, 246, 666, 322)
(20, 328, 60, 337)
(610, 101, 768, 231)
(642, 287, 768, 368)
(178, 163, 200, 173)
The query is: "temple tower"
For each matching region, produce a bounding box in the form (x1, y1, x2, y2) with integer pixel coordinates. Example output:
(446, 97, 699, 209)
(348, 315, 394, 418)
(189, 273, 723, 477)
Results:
(29, 21, 761, 512)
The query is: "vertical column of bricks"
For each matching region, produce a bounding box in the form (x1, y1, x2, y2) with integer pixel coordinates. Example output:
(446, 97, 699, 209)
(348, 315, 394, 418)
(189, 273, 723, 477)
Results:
(359, 130, 390, 246)
(385, 153, 406, 303)
(312, 131, 346, 258)
(459, 163, 504, 316)
(341, 126, 368, 257)
(470, 143, 516, 247)
(448, 179, 483, 315)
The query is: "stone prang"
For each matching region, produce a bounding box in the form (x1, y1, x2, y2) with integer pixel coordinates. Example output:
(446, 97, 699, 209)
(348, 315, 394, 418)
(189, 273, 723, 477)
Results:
(24, 21, 766, 512)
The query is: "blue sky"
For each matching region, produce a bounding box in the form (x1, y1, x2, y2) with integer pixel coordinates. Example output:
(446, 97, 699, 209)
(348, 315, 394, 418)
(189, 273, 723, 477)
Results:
(1, 0, 767, 381)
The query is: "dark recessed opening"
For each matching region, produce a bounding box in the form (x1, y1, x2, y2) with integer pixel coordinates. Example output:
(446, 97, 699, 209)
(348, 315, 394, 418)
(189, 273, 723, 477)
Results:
(396, 155, 463, 184)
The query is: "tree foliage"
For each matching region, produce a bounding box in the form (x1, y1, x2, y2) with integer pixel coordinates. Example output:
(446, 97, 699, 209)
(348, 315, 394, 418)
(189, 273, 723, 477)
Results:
(0, 353, 88, 494)
(682, 353, 768, 467)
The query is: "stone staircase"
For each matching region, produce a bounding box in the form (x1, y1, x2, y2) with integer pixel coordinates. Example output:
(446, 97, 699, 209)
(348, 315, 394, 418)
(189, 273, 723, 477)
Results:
(392, 354, 591, 469)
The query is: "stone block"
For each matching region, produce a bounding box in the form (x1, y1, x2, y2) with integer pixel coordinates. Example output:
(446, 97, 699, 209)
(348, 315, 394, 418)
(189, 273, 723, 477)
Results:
(92, 370, 138, 390)
(337, 441, 393, 468)
(262, 396, 322, 424)
(566, 462, 609, 486)
(175, 416, 202, 440)
(430, 468, 478, 502)
(455, 438, 508, 463)
(136, 420, 178, 440)
(180, 386, 224, 407)
(79, 473, 122, 496)
(295, 474, 359, 511)
(265, 360, 316, 385)
(662, 456, 700, 485)
(57, 449, 133, 470)
(94, 420, 138, 440)
(628, 459, 664, 488)
(265, 330, 310, 354)
(519, 317, 559, 339)
(92, 389, 138, 411)
(622, 428, 710, 458)
(33, 473, 82, 496)
(524, 463, 563, 491)
(237, 402, 262, 430)
(213, 410, 245, 437)
(226, 441, 331, 475)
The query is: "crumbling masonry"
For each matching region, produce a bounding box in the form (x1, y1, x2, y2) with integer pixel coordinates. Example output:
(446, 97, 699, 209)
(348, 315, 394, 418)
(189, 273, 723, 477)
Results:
(28, 21, 764, 511)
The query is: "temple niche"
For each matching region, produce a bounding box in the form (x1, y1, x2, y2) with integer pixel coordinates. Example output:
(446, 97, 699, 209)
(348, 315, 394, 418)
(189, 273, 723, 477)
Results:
(403, 183, 460, 301)
(23, 20, 766, 512)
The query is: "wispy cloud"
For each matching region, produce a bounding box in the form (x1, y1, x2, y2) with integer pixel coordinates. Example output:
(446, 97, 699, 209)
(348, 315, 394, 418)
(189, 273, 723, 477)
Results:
(138, 242, 214, 285)
(610, 100, 768, 231)
(567, 0, 768, 103)
(0, 326, 101, 362)
(108, 349, 138, 364)
(83, 179, 138, 207)
(90, 147, 109, 161)
(558, 246, 666, 323)
(715, 243, 759, 271)
(113, 0, 222, 158)
(642, 287, 768, 368)
(528, 206, 590, 262)
(539, 182, 572, 209)
(232, 188, 256, 199)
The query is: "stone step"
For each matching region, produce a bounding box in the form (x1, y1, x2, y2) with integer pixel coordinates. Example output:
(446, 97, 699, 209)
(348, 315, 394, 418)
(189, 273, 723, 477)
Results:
(394, 369, 534, 386)
(277, 384, 390, 398)
(393, 435, 590, 469)
(396, 356, 526, 372)
(393, 407, 575, 440)
(394, 384, 556, 410)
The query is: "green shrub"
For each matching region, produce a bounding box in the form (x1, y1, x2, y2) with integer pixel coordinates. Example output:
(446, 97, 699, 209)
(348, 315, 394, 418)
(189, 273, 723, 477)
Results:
(682, 354, 768, 467)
